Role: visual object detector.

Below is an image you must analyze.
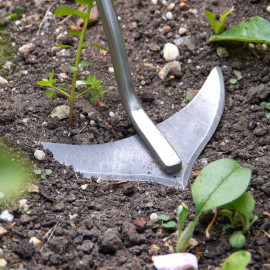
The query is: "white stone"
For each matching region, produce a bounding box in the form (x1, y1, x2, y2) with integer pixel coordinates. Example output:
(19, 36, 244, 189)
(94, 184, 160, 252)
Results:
(189, 9, 198, 15)
(163, 43, 179, 61)
(0, 76, 8, 85)
(29, 237, 43, 248)
(0, 210, 14, 222)
(34, 150, 46, 161)
(18, 43, 35, 54)
(165, 11, 173, 20)
(50, 105, 70, 120)
(162, 0, 167, 5)
(3, 61, 13, 70)
(108, 67, 114, 73)
(56, 49, 70, 57)
(76, 80, 86, 88)
(81, 184, 88, 190)
(267, 5, 270, 14)
(179, 27, 187, 35)
(19, 199, 28, 209)
(0, 259, 7, 268)
(0, 227, 8, 236)
(109, 111, 115, 117)
(90, 120, 96, 126)
(150, 213, 158, 222)
(262, 44, 267, 51)
(151, 0, 158, 4)
(248, 43, 255, 49)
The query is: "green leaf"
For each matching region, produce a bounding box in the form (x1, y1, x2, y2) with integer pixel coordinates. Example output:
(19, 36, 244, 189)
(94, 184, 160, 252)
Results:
(177, 203, 189, 240)
(79, 60, 91, 68)
(209, 16, 270, 45)
(192, 159, 252, 216)
(68, 30, 81, 36)
(229, 231, 246, 249)
(231, 192, 254, 227)
(223, 224, 234, 233)
(98, 89, 107, 95)
(55, 44, 74, 49)
(76, 0, 94, 6)
(162, 221, 177, 229)
(230, 78, 238, 84)
(90, 94, 99, 101)
(15, 6, 25, 16)
(41, 175, 46, 180)
(260, 102, 270, 110)
(157, 215, 170, 222)
(222, 250, 251, 270)
(4, 13, 18, 21)
(219, 209, 233, 219)
(37, 80, 50, 86)
(176, 221, 195, 252)
(34, 170, 41, 175)
(54, 6, 87, 20)
(266, 113, 270, 119)
(205, 7, 234, 34)
(49, 70, 55, 80)
(87, 74, 100, 85)
(84, 43, 108, 51)
(69, 66, 79, 72)
(45, 90, 55, 98)
(45, 169, 53, 175)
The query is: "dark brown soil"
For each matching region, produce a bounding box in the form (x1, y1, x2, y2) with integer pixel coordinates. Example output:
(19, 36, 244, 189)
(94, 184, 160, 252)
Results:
(0, 0, 269, 269)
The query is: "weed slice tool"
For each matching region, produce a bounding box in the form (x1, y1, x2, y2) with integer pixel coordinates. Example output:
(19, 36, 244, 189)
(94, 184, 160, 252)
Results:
(42, 0, 225, 189)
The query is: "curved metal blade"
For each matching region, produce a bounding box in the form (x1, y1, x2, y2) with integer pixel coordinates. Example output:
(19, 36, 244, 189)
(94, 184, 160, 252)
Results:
(42, 67, 225, 189)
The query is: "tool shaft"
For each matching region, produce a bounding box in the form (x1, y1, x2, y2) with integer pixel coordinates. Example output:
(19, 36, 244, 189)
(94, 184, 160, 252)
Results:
(96, 0, 181, 173)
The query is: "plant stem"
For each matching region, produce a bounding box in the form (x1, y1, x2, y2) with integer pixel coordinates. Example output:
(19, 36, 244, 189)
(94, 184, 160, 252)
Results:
(68, 4, 92, 128)
(205, 209, 220, 239)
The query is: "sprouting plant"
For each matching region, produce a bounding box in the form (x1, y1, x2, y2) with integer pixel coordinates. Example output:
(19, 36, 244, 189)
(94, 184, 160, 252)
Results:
(221, 250, 251, 270)
(34, 169, 52, 180)
(205, 7, 270, 45)
(181, 93, 192, 108)
(4, 6, 25, 21)
(205, 7, 234, 34)
(156, 214, 177, 230)
(24, 207, 32, 215)
(260, 102, 270, 119)
(176, 158, 256, 252)
(229, 74, 243, 85)
(37, 0, 108, 128)
(2, 245, 7, 252)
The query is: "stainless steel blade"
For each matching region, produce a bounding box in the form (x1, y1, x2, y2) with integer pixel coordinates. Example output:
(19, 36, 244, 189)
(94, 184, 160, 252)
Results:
(42, 67, 225, 189)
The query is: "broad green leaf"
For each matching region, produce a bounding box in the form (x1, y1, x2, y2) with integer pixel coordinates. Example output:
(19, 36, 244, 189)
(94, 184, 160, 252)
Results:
(177, 203, 189, 240)
(157, 215, 170, 222)
(176, 221, 195, 252)
(84, 43, 108, 51)
(15, 6, 25, 16)
(229, 231, 246, 249)
(209, 16, 270, 45)
(222, 251, 251, 270)
(87, 74, 99, 85)
(4, 13, 18, 21)
(76, 0, 94, 6)
(192, 159, 252, 215)
(45, 169, 53, 175)
(79, 60, 91, 68)
(54, 6, 87, 20)
(162, 221, 176, 229)
(45, 90, 55, 98)
(205, 7, 234, 34)
(69, 66, 78, 72)
(68, 30, 81, 36)
(55, 44, 74, 49)
(231, 192, 254, 226)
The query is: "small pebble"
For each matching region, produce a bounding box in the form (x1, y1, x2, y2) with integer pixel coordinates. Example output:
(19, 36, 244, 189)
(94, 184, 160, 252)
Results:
(0, 76, 8, 85)
(165, 12, 173, 20)
(90, 120, 96, 126)
(34, 150, 46, 161)
(162, 0, 168, 5)
(163, 43, 179, 61)
(18, 43, 35, 54)
(109, 111, 115, 117)
(267, 5, 270, 14)
(151, 0, 158, 4)
(262, 44, 267, 51)
(3, 61, 13, 70)
(19, 199, 28, 209)
(216, 47, 229, 58)
(167, 3, 175, 10)
(29, 237, 43, 248)
(108, 67, 114, 73)
(150, 213, 158, 222)
(248, 43, 255, 49)
(0, 259, 7, 268)
(0, 227, 8, 236)
(0, 210, 14, 222)
(179, 27, 187, 35)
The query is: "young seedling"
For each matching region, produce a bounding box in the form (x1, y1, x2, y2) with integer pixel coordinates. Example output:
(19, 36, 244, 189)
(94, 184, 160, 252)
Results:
(34, 169, 52, 180)
(37, 0, 108, 128)
(176, 158, 255, 252)
(154, 214, 177, 230)
(260, 102, 270, 119)
(4, 6, 25, 21)
(24, 207, 32, 215)
(229, 74, 243, 85)
(181, 93, 193, 108)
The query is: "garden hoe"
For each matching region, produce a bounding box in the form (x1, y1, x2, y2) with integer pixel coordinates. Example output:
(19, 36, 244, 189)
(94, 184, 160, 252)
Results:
(42, 0, 225, 189)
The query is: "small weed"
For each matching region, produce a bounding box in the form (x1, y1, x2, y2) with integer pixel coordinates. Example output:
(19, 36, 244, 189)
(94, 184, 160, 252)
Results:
(155, 214, 177, 230)
(34, 169, 52, 179)
(4, 6, 24, 21)
(37, 0, 108, 127)
(221, 250, 251, 270)
(260, 102, 270, 119)
(2, 245, 7, 252)
(24, 207, 32, 215)
(181, 93, 192, 107)
(229, 74, 243, 85)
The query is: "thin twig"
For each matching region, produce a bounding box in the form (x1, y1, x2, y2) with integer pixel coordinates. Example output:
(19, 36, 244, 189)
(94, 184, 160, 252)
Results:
(57, 15, 72, 25)
(205, 209, 220, 239)
(37, 5, 52, 35)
